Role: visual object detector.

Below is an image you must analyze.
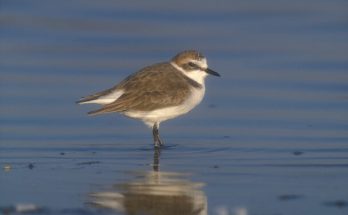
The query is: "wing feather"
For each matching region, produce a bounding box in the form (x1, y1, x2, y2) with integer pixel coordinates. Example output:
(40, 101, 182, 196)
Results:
(84, 63, 192, 115)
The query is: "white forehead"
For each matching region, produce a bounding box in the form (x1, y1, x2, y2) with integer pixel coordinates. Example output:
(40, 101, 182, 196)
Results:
(190, 58, 208, 69)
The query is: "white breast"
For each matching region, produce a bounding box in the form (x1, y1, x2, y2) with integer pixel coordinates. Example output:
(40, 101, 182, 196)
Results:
(125, 86, 205, 127)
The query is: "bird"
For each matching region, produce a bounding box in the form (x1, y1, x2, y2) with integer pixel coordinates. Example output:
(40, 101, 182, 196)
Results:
(77, 50, 220, 148)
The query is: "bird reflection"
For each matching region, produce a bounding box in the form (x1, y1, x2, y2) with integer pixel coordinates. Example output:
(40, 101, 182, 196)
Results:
(89, 148, 207, 215)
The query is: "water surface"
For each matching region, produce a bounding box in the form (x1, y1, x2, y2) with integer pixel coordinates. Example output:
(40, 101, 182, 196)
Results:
(1, 0, 348, 214)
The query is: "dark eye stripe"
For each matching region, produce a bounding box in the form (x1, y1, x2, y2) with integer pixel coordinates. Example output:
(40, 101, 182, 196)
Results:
(188, 62, 195, 67)
(188, 62, 200, 69)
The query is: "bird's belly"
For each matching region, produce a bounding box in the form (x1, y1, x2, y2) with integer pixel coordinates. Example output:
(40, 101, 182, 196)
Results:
(124, 87, 205, 126)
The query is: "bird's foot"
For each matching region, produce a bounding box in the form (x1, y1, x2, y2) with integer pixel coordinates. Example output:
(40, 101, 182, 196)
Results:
(154, 137, 164, 148)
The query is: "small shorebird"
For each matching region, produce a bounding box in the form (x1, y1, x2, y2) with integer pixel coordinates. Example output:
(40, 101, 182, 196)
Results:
(77, 50, 220, 147)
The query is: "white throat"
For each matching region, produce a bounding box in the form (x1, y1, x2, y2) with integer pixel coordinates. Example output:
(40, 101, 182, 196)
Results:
(170, 62, 208, 86)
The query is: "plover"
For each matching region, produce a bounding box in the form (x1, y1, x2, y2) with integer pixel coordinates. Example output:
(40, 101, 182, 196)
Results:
(77, 50, 220, 147)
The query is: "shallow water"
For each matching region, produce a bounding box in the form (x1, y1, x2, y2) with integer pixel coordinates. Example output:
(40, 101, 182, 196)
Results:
(1, 0, 348, 214)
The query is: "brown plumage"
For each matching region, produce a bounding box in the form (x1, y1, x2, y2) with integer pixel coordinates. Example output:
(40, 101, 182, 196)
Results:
(78, 62, 202, 115)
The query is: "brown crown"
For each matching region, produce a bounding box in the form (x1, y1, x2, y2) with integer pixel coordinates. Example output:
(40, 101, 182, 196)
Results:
(171, 50, 205, 66)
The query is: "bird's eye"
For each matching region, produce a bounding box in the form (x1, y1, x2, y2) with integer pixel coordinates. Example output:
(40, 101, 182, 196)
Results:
(188, 62, 197, 68)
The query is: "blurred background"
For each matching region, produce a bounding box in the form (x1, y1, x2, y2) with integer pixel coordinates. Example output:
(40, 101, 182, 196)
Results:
(1, 0, 348, 215)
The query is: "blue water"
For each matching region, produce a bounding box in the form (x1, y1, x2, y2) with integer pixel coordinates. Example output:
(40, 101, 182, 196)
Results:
(1, 0, 348, 214)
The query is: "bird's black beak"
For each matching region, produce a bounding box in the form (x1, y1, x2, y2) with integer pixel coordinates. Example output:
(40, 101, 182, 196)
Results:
(205, 68, 220, 77)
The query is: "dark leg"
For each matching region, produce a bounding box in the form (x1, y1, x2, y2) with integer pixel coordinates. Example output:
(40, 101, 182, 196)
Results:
(152, 122, 163, 148)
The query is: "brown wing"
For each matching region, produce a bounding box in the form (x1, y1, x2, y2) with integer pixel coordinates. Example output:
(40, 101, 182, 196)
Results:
(88, 63, 191, 115)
